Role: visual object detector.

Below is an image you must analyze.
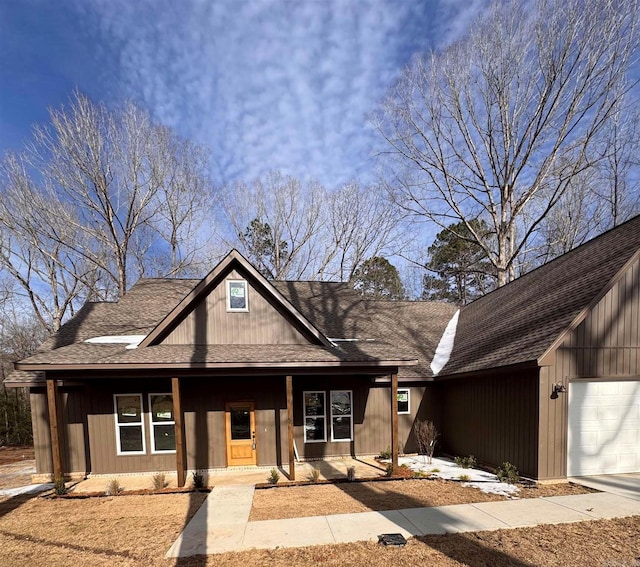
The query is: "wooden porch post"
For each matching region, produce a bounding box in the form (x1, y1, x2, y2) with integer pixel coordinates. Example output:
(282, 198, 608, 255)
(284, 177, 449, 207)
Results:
(172, 377, 187, 487)
(286, 375, 295, 481)
(391, 372, 399, 469)
(46, 377, 64, 480)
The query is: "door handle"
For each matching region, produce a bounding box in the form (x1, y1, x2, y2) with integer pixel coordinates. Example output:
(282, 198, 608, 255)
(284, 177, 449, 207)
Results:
(252, 431, 256, 450)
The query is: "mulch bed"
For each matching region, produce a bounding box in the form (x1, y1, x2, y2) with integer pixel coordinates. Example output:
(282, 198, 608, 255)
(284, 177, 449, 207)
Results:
(48, 486, 211, 499)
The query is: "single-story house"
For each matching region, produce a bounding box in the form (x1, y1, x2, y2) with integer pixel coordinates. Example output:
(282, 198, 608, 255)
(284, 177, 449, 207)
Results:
(6, 215, 640, 483)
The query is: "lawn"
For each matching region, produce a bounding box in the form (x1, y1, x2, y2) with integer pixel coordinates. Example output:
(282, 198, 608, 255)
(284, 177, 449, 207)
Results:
(250, 477, 595, 520)
(0, 480, 637, 567)
(0, 448, 636, 567)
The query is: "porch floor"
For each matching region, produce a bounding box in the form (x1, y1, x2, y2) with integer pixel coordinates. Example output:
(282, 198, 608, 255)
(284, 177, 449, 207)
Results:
(69, 456, 386, 493)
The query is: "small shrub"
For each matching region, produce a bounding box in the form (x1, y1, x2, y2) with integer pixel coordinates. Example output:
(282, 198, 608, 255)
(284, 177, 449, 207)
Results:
(385, 463, 395, 477)
(308, 468, 321, 483)
(152, 473, 166, 490)
(379, 446, 392, 460)
(105, 478, 123, 496)
(346, 466, 356, 482)
(458, 473, 471, 481)
(430, 468, 441, 473)
(412, 470, 425, 478)
(415, 420, 439, 464)
(268, 468, 280, 485)
(191, 471, 205, 489)
(53, 475, 67, 495)
(496, 462, 520, 484)
(454, 455, 477, 469)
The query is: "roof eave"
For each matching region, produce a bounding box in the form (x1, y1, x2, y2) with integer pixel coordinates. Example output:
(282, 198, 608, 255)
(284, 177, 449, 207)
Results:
(435, 360, 540, 381)
(16, 358, 419, 372)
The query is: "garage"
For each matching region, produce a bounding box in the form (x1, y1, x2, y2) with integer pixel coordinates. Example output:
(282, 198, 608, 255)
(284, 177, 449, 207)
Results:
(568, 380, 640, 477)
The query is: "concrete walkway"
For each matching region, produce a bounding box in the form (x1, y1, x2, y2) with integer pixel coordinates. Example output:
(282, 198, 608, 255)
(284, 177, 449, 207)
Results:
(165, 487, 640, 558)
(570, 473, 640, 501)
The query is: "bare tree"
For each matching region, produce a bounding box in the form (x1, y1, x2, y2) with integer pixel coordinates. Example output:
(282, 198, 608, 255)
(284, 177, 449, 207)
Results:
(592, 94, 640, 227)
(20, 91, 213, 298)
(223, 172, 324, 279)
(0, 153, 100, 332)
(320, 182, 406, 281)
(375, 0, 639, 286)
(148, 126, 214, 277)
(222, 172, 404, 281)
(0, 311, 48, 446)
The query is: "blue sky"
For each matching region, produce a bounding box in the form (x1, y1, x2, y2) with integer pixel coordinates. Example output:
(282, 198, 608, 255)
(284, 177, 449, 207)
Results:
(0, 0, 485, 187)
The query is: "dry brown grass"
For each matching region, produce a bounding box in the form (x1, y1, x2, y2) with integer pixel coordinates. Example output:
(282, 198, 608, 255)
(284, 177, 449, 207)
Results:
(0, 446, 36, 491)
(174, 519, 640, 567)
(250, 477, 596, 521)
(0, 446, 34, 465)
(0, 492, 207, 566)
(0, 485, 637, 567)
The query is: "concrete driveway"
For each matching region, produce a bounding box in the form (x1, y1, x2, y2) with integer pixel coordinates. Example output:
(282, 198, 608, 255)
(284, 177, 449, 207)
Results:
(570, 473, 640, 501)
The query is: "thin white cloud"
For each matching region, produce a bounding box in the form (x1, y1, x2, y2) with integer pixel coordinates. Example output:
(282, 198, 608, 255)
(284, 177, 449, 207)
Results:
(70, 0, 483, 186)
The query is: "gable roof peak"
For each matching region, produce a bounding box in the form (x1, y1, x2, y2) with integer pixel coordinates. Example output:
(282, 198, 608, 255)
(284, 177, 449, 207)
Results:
(137, 249, 334, 349)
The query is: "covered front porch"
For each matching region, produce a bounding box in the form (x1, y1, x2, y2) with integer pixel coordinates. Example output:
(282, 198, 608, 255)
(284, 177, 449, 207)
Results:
(43, 367, 406, 485)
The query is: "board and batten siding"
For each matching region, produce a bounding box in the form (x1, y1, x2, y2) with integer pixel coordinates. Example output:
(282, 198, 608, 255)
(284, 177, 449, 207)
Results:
(29, 377, 433, 476)
(161, 269, 308, 345)
(438, 370, 539, 479)
(539, 255, 640, 479)
(30, 388, 88, 477)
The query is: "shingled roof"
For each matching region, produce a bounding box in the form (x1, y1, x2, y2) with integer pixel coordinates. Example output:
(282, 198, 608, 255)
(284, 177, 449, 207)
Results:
(12, 215, 637, 386)
(441, 215, 640, 376)
(12, 258, 456, 381)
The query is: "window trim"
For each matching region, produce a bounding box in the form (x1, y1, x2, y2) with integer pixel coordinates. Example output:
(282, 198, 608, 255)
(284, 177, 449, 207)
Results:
(226, 279, 249, 312)
(330, 389, 353, 442)
(148, 393, 176, 454)
(114, 394, 146, 456)
(303, 390, 327, 443)
(397, 388, 411, 415)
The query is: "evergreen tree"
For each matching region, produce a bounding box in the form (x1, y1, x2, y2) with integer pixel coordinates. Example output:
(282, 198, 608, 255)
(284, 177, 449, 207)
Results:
(351, 257, 405, 300)
(422, 220, 495, 304)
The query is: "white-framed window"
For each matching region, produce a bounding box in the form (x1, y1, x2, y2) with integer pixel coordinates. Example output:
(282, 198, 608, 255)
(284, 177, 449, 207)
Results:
(397, 388, 410, 414)
(114, 394, 146, 455)
(303, 391, 326, 442)
(148, 393, 176, 453)
(227, 279, 249, 311)
(330, 390, 353, 442)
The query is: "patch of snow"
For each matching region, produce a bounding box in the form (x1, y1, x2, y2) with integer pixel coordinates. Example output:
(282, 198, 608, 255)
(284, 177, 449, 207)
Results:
(430, 310, 459, 376)
(0, 483, 54, 497)
(393, 455, 520, 497)
(84, 335, 146, 349)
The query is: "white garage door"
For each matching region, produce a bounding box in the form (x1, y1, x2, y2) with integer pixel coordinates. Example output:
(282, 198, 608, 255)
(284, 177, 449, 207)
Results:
(568, 380, 640, 476)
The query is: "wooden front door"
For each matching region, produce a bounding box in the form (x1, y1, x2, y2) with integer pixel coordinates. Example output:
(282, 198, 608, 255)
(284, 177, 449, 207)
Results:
(225, 402, 257, 466)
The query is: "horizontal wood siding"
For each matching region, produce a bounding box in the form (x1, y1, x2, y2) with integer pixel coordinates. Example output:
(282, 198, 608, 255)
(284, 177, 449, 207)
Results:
(162, 269, 308, 345)
(438, 371, 539, 478)
(540, 256, 640, 479)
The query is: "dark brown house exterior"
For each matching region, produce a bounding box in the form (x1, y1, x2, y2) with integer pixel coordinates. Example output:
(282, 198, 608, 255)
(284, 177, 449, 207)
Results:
(6, 216, 640, 483)
(7, 251, 455, 484)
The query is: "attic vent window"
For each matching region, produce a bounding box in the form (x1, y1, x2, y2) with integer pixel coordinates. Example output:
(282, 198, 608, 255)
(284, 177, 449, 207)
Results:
(227, 279, 249, 312)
